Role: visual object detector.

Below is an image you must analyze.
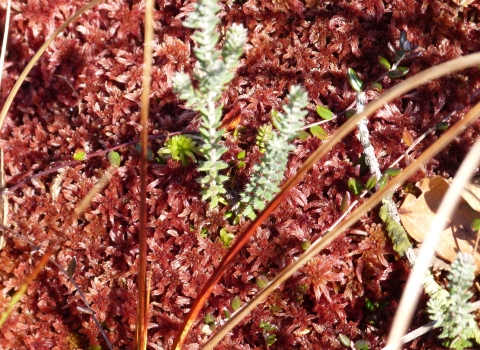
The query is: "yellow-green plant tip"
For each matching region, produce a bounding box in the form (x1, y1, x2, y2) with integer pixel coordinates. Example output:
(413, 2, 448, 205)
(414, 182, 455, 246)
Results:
(471, 218, 480, 231)
(354, 339, 369, 350)
(256, 275, 269, 289)
(205, 313, 215, 324)
(366, 175, 377, 190)
(347, 178, 364, 195)
(339, 334, 351, 347)
(231, 296, 242, 311)
(310, 125, 328, 140)
(384, 168, 401, 176)
(316, 105, 333, 120)
(219, 228, 234, 247)
(347, 68, 364, 92)
(370, 81, 382, 91)
(436, 121, 449, 131)
(107, 151, 121, 168)
(378, 55, 391, 70)
(73, 149, 86, 161)
(296, 130, 310, 140)
(301, 240, 311, 251)
(223, 309, 231, 319)
(377, 175, 388, 191)
(266, 334, 276, 346)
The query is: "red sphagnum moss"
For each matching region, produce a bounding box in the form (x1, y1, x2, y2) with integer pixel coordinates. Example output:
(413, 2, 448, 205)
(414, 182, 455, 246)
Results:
(1, 0, 480, 349)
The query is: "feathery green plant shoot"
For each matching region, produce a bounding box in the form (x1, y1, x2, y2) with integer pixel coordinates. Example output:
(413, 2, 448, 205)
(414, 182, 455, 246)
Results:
(239, 85, 308, 220)
(424, 252, 480, 349)
(172, 0, 247, 208)
(157, 135, 200, 166)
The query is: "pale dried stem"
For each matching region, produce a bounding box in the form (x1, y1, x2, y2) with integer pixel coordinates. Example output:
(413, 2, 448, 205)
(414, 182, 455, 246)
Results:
(384, 137, 480, 350)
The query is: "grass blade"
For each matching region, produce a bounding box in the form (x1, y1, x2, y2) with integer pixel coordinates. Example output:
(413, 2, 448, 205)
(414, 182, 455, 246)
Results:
(134, 0, 154, 348)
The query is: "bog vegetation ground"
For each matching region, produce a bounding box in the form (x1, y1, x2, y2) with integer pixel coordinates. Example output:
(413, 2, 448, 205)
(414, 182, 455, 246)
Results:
(0, 0, 480, 349)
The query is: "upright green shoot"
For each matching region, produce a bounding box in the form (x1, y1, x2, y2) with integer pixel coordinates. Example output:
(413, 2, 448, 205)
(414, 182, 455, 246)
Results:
(172, 0, 247, 208)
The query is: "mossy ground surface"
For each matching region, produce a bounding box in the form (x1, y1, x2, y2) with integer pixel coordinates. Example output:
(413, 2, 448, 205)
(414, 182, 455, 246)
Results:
(1, 0, 480, 348)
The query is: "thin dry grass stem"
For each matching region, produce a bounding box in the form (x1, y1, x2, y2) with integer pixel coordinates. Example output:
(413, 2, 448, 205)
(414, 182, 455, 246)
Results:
(0, 148, 6, 249)
(203, 100, 480, 350)
(0, 0, 103, 130)
(134, 0, 154, 348)
(0, 0, 12, 91)
(70, 168, 114, 224)
(0, 246, 51, 327)
(384, 136, 480, 350)
(0, 224, 113, 349)
(172, 52, 480, 350)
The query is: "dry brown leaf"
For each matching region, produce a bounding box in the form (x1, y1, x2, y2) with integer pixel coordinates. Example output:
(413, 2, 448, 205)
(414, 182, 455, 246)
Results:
(399, 176, 480, 273)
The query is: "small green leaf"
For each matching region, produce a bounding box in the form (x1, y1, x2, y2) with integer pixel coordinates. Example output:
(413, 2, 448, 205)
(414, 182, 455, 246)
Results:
(345, 109, 357, 118)
(339, 334, 351, 347)
(301, 240, 311, 251)
(260, 321, 277, 332)
(266, 334, 277, 346)
(384, 168, 401, 176)
(237, 150, 246, 159)
(378, 56, 391, 70)
(67, 257, 76, 278)
(224, 211, 233, 219)
(354, 339, 370, 350)
(73, 149, 86, 161)
(436, 122, 449, 130)
(377, 175, 388, 191)
(296, 130, 310, 140)
(200, 228, 208, 238)
(309, 125, 328, 140)
(256, 275, 269, 289)
(316, 105, 333, 120)
(365, 298, 374, 311)
(219, 228, 234, 247)
(223, 309, 231, 319)
(231, 296, 242, 311)
(387, 67, 409, 78)
(348, 178, 364, 195)
(108, 151, 121, 168)
(471, 218, 480, 231)
(369, 81, 382, 91)
(347, 68, 364, 92)
(237, 161, 246, 169)
(365, 175, 377, 190)
(205, 313, 215, 325)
